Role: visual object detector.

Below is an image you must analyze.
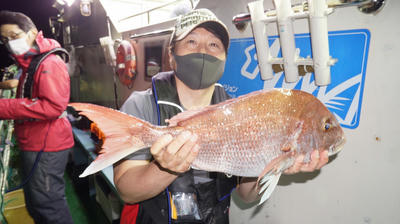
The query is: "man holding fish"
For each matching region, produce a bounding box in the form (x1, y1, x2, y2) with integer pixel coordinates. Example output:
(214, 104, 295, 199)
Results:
(114, 8, 329, 224)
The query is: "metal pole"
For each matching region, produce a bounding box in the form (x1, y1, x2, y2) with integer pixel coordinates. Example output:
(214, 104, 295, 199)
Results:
(119, 0, 185, 22)
(232, 0, 385, 28)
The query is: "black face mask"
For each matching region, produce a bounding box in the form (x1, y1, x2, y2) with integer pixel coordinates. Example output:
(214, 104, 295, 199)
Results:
(173, 53, 225, 90)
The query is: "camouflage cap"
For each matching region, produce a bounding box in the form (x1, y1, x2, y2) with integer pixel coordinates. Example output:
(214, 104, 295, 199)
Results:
(171, 8, 229, 52)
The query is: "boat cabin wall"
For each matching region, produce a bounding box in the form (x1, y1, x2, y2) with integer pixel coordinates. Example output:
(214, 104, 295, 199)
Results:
(64, 0, 126, 107)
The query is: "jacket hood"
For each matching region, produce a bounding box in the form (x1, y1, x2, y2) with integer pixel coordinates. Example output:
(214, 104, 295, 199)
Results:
(35, 31, 61, 54)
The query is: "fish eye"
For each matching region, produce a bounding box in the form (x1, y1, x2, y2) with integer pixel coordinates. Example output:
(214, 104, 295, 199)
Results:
(324, 123, 331, 131)
(323, 118, 332, 131)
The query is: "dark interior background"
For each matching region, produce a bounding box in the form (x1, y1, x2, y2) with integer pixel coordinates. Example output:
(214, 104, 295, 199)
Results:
(1, 0, 58, 68)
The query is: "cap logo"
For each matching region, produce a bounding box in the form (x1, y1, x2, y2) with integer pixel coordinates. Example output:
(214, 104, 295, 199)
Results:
(171, 9, 229, 51)
(177, 10, 217, 33)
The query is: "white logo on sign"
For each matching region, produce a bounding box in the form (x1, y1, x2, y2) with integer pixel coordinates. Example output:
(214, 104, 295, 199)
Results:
(241, 45, 258, 79)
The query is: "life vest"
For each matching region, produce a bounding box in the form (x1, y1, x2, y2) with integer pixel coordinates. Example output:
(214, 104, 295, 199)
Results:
(22, 48, 69, 99)
(122, 71, 237, 224)
(116, 40, 136, 88)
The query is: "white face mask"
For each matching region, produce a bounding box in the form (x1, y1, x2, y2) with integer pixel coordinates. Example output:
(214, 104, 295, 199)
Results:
(6, 37, 31, 56)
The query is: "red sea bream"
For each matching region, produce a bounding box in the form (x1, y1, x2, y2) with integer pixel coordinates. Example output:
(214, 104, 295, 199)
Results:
(70, 88, 345, 203)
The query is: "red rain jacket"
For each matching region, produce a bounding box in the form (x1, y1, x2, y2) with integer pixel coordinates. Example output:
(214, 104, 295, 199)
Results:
(0, 31, 74, 152)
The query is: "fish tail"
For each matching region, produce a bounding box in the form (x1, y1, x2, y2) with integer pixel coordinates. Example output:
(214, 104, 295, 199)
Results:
(69, 103, 168, 177)
(257, 155, 295, 204)
(79, 121, 161, 178)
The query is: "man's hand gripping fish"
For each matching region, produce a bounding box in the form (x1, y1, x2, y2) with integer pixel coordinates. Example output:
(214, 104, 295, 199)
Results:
(70, 88, 345, 204)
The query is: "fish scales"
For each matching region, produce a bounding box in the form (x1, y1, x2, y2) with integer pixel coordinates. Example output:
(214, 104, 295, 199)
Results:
(70, 88, 345, 180)
(169, 89, 318, 177)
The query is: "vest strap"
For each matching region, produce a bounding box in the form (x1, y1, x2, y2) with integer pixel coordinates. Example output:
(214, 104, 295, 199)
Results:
(23, 48, 69, 99)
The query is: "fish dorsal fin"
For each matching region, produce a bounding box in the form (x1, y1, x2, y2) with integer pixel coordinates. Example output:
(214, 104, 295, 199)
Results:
(166, 90, 265, 127)
(166, 108, 203, 126)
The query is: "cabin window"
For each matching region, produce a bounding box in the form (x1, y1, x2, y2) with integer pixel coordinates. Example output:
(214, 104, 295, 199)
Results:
(145, 45, 162, 78)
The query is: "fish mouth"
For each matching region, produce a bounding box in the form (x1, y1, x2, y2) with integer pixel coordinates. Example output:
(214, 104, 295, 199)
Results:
(328, 137, 346, 156)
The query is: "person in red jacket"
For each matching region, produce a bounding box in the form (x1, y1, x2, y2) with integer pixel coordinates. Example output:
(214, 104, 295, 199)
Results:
(0, 11, 74, 224)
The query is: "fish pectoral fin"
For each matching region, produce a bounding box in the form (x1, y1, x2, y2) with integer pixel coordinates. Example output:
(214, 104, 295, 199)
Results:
(280, 120, 303, 153)
(281, 143, 292, 152)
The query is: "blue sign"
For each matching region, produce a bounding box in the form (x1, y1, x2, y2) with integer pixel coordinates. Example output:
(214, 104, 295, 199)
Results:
(219, 29, 370, 129)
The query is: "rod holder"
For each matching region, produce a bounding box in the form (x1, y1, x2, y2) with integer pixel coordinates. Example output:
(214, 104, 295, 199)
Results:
(308, 0, 333, 85)
(275, 0, 299, 83)
(247, 0, 338, 86)
(247, 1, 274, 80)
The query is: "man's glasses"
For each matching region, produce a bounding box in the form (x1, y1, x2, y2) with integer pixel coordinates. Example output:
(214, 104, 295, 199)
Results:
(0, 32, 25, 45)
